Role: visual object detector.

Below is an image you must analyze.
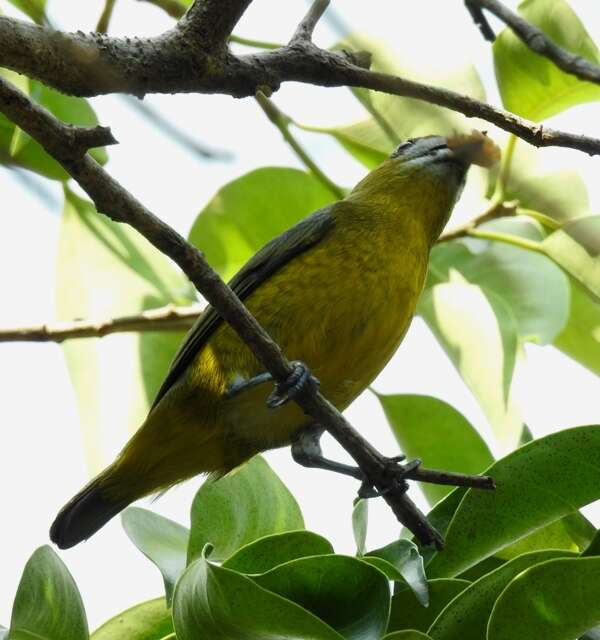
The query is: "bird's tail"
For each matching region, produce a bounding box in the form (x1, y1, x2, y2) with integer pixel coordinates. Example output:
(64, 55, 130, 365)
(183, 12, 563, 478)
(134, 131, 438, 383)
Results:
(49, 465, 132, 549)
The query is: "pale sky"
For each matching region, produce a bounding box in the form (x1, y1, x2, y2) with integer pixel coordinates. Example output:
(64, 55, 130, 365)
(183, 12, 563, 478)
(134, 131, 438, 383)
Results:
(1, 0, 600, 629)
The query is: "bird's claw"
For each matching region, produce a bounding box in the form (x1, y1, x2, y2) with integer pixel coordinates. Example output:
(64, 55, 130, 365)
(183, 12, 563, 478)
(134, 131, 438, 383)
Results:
(267, 361, 320, 409)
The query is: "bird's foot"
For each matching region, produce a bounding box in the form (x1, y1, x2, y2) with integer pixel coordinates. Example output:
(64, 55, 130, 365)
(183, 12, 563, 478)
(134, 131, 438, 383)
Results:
(357, 456, 421, 499)
(267, 360, 320, 409)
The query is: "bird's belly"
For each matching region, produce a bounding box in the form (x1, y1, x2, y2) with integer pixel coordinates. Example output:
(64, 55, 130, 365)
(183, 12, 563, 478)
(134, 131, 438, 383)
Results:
(219, 277, 419, 451)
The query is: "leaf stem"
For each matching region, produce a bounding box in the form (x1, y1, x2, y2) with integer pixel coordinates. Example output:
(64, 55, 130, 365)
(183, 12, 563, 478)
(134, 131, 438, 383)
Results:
(495, 133, 517, 201)
(96, 0, 117, 33)
(467, 228, 544, 253)
(255, 90, 345, 199)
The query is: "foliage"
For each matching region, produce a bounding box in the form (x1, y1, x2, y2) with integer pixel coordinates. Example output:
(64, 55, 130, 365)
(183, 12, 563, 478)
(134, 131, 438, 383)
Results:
(3, 0, 600, 637)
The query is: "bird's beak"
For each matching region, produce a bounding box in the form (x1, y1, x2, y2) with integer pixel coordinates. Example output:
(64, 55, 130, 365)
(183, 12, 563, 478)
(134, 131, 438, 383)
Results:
(446, 131, 501, 169)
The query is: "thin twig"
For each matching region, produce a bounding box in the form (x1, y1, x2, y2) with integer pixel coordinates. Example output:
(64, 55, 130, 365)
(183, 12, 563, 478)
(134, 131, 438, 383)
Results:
(464, 0, 496, 42)
(0, 305, 200, 343)
(437, 200, 518, 243)
(408, 466, 495, 490)
(468, 0, 600, 86)
(255, 91, 344, 199)
(0, 74, 467, 549)
(96, 0, 117, 34)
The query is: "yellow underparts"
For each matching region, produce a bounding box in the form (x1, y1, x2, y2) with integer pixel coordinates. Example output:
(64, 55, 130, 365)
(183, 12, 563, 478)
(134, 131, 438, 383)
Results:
(106, 161, 459, 500)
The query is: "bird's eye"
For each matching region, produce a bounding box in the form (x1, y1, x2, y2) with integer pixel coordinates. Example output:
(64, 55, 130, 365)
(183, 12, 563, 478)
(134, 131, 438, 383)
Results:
(391, 139, 415, 157)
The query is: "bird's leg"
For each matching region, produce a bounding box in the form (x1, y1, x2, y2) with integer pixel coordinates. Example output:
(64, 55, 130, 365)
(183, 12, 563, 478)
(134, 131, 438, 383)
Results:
(291, 423, 364, 479)
(226, 372, 273, 398)
(291, 423, 424, 500)
(225, 360, 320, 408)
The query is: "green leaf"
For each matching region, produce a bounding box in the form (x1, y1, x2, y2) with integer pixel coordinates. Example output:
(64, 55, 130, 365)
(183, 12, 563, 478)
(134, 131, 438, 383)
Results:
(426, 425, 600, 578)
(494, 517, 581, 561)
(542, 216, 600, 300)
(432, 222, 570, 345)
(173, 554, 344, 640)
(555, 278, 600, 376)
(488, 557, 600, 639)
(364, 539, 429, 607)
(121, 507, 189, 605)
(57, 189, 194, 472)
(418, 277, 522, 449)
(308, 36, 485, 169)
(187, 455, 304, 563)
(253, 555, 391, 640)
(377, 394, 493, 504)
(493, 0, 600, 121)
(428, 549, 574, 639)
(223, 530, 334, 574)
(188, 167, 335, 281)
(9, 546, 88, 640)
(352, 499, 368, 556)
(495, 143, 590, 222)
(6, 0, 47, 23)
(91, 598, 174, 640)
(387, 579, 469, 633)
(384, 633, 433, 640)
(0, 81, 107, 180)
(582, 529, 600, 557)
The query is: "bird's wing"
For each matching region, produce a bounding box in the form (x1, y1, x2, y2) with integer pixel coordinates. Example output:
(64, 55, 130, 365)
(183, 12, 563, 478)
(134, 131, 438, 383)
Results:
(150, 206, 336, 410)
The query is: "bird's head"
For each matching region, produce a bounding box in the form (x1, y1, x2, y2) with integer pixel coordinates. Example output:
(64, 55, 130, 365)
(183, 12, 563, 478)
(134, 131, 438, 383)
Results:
(348, 131, 500, 242)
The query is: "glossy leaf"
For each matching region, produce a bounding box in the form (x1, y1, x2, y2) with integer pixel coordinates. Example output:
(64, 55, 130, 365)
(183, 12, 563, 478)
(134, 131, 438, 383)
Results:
(121, 507, 189, 604)
(378, 394, 493, 504)
(427, 426, 600, 578)
(555, 278, 600, 376)
(493, 0, 600, 121)
(57, 189, 194, 471)
(428, 549, 573, 639)
(91, 598, 174, 640)
(187, 455, 303, 563)
(488, 557, 600, 639)
(188, 167, 335, 281)
(173, 553, 344, 640)
(365, 539, 429, 607)
(432, 220, 570, 345)
(223, 530, 334, 574)
(384, 633, 433, 640)
(493, 142, 590, 222)
(0, 81, 107, 179)
(418, 276, 522, 449)
(9, 546, 88, 640)
(253, 555, 391, 640)
(542, 216, 600, 300)
(387, 579, 469, 633)
(352, 499, 368, 556)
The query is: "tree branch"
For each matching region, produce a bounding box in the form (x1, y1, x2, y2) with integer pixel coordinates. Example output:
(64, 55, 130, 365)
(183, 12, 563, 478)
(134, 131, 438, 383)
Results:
(467, 0, 600, 86)
(1, 73, 488, 549)
(0, 305, 200, 343)
(1, 2, 600, 155)
(177, 0, 253, 51)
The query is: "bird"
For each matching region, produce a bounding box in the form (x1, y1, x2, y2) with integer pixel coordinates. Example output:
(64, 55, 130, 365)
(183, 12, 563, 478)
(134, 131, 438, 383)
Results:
(50, 131, 499, 549)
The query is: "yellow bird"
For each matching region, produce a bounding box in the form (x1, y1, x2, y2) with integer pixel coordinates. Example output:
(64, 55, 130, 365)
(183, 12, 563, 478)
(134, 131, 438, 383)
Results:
(50, 132, 498, 548)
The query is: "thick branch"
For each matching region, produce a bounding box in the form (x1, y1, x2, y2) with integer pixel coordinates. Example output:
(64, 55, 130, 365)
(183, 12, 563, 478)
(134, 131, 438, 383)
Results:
(468, 0, 600, 86)
(0, 305, 200, 343)
(1, 7, 600, 155)
(0, 74, 464, 548)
